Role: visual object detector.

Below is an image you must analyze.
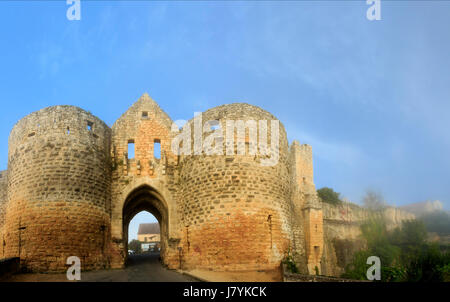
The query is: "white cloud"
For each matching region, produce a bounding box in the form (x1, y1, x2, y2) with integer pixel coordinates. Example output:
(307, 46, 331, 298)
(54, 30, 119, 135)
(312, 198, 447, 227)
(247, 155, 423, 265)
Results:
(289, 128, 367, 167)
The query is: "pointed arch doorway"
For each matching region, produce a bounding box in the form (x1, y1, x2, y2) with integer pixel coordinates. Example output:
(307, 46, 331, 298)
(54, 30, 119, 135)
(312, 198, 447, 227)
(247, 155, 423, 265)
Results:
(122, 185, 169, 265)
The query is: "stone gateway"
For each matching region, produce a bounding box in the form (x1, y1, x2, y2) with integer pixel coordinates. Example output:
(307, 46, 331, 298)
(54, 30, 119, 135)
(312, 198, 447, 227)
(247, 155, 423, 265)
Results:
(0, 93, 414, 276)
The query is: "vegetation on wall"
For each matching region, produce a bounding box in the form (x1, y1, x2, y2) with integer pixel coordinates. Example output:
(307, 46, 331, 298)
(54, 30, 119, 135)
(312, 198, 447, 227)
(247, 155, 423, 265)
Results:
(362, 190, 387, 211)
(342, 217, 450, 282)
(317, 187, 342, 205)
(282, 248, 299, 274)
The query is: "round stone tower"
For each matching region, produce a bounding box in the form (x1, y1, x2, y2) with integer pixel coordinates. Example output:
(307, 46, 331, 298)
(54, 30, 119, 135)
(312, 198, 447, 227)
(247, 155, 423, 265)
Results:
(177, 103, 294, 271)
(3, 106, 111, 272)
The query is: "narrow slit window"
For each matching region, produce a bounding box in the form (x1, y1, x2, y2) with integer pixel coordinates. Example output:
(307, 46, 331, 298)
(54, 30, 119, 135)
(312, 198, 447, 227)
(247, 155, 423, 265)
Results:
(314, 246, 320, 257)
(87, 121, 93, 131)
(154, 139, 161, 159)
(128, 140, 135, 159)
(67, 127, 70, 135)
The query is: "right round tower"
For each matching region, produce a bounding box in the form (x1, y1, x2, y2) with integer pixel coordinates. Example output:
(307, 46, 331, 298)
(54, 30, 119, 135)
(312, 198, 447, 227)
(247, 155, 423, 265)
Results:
(178, 103, 294, 271)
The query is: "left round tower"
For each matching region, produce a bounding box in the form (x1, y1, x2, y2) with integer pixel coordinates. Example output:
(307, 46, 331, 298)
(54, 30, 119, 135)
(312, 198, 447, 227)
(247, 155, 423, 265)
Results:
(3, 106, 112, 272)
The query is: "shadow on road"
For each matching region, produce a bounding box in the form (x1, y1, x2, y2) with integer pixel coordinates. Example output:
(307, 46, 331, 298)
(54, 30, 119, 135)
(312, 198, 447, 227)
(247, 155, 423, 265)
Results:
(2, 251, 197, 282)
(126, 252, 161, 267)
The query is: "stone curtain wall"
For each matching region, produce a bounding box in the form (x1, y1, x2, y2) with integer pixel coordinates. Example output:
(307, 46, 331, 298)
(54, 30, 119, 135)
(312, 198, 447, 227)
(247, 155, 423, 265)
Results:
(321, 202, 416, 277)
(383, 207, 416, 231)
(3, 106, 112, 272)
(321, 202, 368, 276)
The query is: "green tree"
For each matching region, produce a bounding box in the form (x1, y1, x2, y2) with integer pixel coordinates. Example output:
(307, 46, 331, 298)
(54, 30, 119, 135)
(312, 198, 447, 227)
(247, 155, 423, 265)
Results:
(360, 217, 401, 267)
(420, 210, 450, 235)
(405, 244, 450, 282)
(343, 212, 450, 282)
(389, 219, 427, 257)
(128, 239, 142, 254)
(341, 250, 373, 280)
(362, 189, 387, 211)
(317, 187, 342, 205)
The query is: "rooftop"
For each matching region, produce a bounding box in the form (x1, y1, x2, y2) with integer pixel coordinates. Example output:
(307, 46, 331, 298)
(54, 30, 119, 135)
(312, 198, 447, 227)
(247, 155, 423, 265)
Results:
(138, 223, 160, 235)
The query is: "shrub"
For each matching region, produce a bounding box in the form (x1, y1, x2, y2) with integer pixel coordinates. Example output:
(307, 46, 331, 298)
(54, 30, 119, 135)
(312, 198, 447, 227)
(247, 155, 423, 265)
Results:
(343, 217, 450, 282)
(317, 187, 342, 205)
(282, 248, 299, 274)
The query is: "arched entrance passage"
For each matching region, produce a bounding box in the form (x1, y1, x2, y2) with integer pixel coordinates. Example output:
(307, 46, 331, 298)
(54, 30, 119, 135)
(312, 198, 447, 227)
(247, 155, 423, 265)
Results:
(122, 185, 169, 264)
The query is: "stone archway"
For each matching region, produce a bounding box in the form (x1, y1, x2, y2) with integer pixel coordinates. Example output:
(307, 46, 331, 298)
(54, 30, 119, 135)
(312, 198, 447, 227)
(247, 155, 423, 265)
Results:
(122, 185, 169, 265)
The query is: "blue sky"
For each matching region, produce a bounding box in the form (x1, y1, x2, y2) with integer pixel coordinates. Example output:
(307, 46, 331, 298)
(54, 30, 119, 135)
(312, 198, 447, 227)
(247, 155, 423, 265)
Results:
(1, 1, 449, 235)
(129, 211, 157, 241)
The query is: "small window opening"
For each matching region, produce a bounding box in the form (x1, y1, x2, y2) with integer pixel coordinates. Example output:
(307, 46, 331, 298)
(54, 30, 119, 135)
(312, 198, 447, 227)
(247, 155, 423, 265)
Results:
(128, 140, 135, 159)
(142, 111, 149, 118)
(154, 139, 161, 159)
(210, 122, 220, 131)
(28, 132, 35, 137)
(67, 127, 70, 135)
(87, 121, 93, 131)
(314, 246, 320, 256)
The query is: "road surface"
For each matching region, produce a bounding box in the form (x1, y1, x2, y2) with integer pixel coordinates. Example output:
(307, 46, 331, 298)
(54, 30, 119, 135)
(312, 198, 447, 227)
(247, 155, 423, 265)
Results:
(4, 252, 198, 282)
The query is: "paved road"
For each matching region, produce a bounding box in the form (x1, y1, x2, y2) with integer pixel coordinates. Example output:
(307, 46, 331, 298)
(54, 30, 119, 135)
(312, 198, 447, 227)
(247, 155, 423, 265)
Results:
(4, 253, 198, 282)
(81, 253, 198, 282)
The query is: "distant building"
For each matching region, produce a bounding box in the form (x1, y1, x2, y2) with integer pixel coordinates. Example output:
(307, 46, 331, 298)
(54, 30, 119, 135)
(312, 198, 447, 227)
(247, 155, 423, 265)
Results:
(138, 223, 160, 252)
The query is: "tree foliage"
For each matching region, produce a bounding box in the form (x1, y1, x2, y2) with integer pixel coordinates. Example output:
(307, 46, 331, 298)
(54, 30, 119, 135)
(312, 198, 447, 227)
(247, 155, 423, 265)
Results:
(360, 218, 401, 271)
(317, 187, 342, 205)
(390, 219, 427, 256)
(128, 239, 142, 254)
(362, 190, 387, 211)
(420, 210, 450, 235)
(405, 244, 450, 282)
(342, 218, 449, 282)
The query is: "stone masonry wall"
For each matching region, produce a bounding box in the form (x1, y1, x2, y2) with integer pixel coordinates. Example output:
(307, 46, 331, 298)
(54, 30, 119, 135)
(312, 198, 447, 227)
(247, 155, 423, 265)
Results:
(110, 94, 181, 269)
(177, 103, 293, 271)
(321, 202, 415, 277)
(0, 170, 7, 259)
(3, 106, 111, 272)
(287, 142, 317, 274)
